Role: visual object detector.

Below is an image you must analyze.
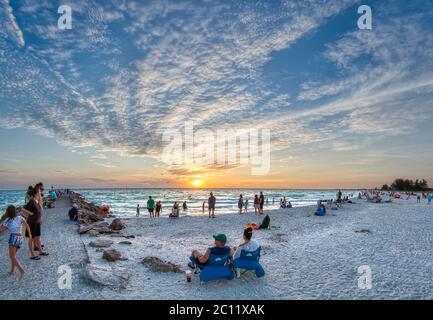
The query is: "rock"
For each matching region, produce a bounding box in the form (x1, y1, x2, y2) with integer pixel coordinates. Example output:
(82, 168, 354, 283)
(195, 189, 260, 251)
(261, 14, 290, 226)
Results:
(110, 219, 126, 231)
(125, 235, 135, 239)
(89, 239, 114, 248)
(94, 226, 119, 234)
(119, 241, 132, 245)
(141, 256, 183, 273)
(103, 249, 124, 262)
(85, 264, 131, 288)
(93, 221, 110, 228)
(78, 225, 94, 234)
(355, 229, 372, 234)
(95, 248, 104, 252)
(110, 233, 125, 238)
(82, 210, 104, 222)
(88, 229, 100, 237)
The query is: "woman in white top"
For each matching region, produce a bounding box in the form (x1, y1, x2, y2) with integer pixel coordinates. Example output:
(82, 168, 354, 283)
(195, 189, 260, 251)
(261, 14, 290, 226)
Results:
(232, 227, 260, 260)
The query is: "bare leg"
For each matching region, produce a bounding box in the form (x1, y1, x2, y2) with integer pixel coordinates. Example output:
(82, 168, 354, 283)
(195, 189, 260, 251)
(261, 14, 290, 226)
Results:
(28, 238, 36, 258)
(8, 246, 15, 275)
(9, 247, 25, 280)
(35, 236, 44, 254)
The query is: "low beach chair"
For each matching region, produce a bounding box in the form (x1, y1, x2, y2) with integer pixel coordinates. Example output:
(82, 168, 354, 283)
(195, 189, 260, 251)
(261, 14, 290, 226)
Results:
(190, 254, 234, 284)
(314, 207, 326, 216)
(233, 247, 265, 278)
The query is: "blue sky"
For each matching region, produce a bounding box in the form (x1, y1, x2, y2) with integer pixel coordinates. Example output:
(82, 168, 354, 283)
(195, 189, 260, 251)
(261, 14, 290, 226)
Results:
(1, 0, 433, 189)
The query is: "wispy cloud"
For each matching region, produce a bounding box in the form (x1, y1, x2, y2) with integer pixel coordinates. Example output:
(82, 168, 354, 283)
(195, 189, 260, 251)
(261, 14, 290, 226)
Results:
(2, 0, 25, 47)
(1, 0, 433, 182)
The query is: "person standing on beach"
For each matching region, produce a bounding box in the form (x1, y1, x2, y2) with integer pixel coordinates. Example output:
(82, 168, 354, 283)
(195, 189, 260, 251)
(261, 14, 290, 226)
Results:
(202, 201, 206, 214)
(337, 189, 342, 204)
(136, 204, 140, 217)
(208, 192, 216, 218)
(259, 192, 265, 215)
(182, 201, 188, 211)
(0, 205, 33, 280)
(155, 201, 162, 217)
(24, 185, 48, 259)
(147, 196, 155, 218)
(244, 198, 249, 213)
(272, 198, 275, 206)
(254, 195, 260, 215)
(238, 194, 244, 214)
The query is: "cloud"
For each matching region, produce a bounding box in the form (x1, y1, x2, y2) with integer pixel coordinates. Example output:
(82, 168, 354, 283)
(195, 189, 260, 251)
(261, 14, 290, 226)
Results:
(1, 0, 433, 180)
(2, 0, 25, 47)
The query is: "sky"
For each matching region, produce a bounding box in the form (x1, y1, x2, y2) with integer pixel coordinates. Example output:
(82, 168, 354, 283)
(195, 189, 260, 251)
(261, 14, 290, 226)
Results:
(1, 0, 433, 189)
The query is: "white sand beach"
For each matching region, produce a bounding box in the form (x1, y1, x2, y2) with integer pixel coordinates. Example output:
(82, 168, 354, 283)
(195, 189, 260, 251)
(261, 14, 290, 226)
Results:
(1, 195, 433, 300)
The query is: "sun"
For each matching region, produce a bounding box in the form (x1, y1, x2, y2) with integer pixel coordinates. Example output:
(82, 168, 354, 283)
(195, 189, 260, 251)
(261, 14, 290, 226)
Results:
(191, 179, 203, 188)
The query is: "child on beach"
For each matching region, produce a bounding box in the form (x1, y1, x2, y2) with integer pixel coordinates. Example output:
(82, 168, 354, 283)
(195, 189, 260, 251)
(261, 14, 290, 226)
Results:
(136, 204, 140, 217)
(0, 205, 33, 280)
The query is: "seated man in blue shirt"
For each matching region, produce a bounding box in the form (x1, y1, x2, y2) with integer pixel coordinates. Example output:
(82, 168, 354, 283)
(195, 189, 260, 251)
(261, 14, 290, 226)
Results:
(188, 234, 231, 270)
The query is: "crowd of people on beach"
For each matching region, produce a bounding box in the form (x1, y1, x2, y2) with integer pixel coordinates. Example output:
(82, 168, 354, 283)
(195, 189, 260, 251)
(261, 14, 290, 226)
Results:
(2, 184, 432, 283)
(133, 191, 273, 219)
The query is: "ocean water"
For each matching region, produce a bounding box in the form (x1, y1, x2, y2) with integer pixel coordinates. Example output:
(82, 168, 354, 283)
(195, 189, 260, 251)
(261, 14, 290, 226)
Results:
(0, 188, 358, 217)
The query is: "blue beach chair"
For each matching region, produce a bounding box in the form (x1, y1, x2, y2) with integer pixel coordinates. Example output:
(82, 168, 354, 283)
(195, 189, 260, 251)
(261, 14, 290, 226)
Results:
(233, 247, 265, 278)
(315, 207, 326, 216)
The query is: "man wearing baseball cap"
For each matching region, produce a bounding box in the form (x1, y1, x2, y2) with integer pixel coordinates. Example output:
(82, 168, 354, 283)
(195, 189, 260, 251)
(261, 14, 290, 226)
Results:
(188, 233, 231, 271)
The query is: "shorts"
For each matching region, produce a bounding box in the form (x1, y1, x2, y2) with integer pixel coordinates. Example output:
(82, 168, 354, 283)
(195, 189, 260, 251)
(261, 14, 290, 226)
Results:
(259, 203, 264, 209)
(25, 223, 41, 238)
(148, 208, 154, 213)
(69, 213, 79, 221)
(8, 234, 23, 249)
(208, 205, 215, 210)
(254, 204, 259, 209)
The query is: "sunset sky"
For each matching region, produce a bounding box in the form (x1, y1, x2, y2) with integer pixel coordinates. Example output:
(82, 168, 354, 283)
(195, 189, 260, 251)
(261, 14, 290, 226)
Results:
(1, 0, 433, 189)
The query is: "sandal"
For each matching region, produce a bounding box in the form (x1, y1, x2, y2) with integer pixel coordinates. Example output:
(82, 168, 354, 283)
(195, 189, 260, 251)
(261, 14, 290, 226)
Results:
(30, 256, 41, 260)
(39, 252, 49, 256)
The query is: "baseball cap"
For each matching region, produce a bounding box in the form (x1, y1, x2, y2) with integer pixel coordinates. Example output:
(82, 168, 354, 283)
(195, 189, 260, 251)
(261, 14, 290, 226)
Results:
(213, 233, 227, 244)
